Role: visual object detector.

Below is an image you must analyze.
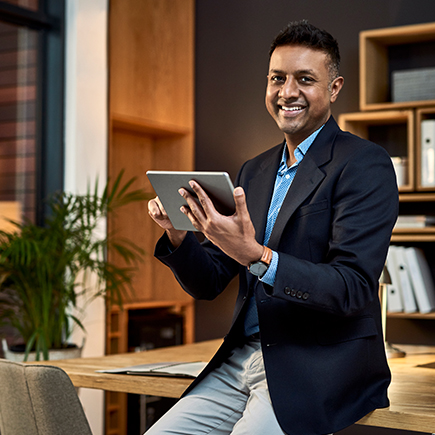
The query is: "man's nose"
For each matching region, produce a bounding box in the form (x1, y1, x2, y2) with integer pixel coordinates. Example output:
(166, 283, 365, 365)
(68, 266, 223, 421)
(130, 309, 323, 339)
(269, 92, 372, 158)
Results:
(278, 77, 299, 99)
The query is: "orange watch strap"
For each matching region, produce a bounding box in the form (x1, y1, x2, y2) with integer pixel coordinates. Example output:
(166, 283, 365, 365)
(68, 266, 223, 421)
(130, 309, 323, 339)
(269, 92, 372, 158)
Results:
(260, 246, 273, 266)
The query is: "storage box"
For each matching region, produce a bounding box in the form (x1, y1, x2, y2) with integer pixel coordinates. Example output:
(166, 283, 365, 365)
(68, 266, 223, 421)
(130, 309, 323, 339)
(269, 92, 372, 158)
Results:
(392, 67, 435, 102)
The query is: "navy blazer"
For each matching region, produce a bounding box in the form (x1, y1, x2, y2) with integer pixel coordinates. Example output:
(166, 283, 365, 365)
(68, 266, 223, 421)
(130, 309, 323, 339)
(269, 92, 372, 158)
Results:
(155, 117, 399, 435)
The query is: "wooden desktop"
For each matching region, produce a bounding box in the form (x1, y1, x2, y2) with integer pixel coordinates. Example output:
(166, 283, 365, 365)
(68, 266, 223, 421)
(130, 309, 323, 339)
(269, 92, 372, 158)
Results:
(31, 340, 435, 433)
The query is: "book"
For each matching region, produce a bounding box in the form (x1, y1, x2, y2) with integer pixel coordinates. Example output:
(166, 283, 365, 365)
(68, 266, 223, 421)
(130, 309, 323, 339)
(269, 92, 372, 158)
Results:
(385, 246, 404, 312)
(404, 247, 435, 313)
(389, 246, 417, 313)
(421, 119, 435, 187)
(96, 361, 208, 378)
(395, 215, 435, 228)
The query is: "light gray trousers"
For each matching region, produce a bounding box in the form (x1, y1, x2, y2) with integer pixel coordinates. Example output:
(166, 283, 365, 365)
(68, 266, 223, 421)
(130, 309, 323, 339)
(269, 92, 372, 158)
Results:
(144, 338, 285, 434)
(145, 338, 333, 435)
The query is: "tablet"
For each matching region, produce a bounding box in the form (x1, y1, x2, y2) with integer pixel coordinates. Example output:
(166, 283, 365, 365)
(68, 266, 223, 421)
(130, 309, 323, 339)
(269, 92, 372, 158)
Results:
(146, 170, 235, 231)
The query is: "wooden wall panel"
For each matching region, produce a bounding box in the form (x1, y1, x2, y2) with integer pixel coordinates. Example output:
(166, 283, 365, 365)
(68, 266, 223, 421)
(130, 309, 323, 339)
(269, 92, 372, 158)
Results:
(107, 1, 195, 431)
(109, 0, 194, 130)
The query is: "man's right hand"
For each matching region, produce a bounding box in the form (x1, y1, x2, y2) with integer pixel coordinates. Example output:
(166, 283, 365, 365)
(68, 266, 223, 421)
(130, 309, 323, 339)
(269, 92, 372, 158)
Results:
(148, 196, 187, 248)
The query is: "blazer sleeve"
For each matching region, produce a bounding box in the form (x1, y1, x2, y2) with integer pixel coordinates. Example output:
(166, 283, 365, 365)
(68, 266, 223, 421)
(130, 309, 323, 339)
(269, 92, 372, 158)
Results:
(155, 222, 240, 302)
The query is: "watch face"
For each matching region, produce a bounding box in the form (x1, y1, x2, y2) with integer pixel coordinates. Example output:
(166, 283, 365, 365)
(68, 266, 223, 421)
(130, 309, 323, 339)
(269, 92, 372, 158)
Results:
(249, 262, 268, 277)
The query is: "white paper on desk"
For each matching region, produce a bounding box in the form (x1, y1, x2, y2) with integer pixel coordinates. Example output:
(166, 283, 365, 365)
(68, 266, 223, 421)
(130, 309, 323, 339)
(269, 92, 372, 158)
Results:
(96, 361, 208, 378)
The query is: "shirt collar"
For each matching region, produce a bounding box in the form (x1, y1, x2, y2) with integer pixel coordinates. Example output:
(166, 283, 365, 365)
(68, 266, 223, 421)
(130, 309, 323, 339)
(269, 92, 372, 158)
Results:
(279, 124, 325, 172)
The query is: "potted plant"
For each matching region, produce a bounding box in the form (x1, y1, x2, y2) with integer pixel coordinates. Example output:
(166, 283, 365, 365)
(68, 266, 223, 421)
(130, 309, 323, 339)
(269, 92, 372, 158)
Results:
(0, 171, 148, 361)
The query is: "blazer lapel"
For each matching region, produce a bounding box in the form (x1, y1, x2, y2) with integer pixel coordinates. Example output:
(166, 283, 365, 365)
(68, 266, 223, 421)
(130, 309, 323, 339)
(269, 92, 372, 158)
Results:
(267, 117, 339, 250)
(267, 156, 325, 249)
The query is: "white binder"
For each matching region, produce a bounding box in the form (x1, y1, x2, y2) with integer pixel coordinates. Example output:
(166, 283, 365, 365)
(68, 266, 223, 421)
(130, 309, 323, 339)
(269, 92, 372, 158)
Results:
(385, 246, 404, 312)
(421, 119, 435, 187)
(390, 246, 417, 313)
(404, 247, 435, 313)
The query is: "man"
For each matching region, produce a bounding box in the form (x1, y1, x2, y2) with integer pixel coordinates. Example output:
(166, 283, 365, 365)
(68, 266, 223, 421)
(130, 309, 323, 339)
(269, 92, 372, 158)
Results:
(147, 20, 398, 435)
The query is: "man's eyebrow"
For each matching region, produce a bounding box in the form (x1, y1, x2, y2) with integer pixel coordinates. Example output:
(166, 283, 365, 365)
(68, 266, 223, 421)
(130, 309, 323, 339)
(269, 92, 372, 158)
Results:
(268, 68, 286, 75)
(296, 69, 317, 76)
(268, 68, 318, 76)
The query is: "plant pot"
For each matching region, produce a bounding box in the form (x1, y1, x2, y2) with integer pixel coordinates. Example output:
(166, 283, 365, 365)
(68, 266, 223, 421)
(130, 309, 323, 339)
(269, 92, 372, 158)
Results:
(1, 338, 85, 362)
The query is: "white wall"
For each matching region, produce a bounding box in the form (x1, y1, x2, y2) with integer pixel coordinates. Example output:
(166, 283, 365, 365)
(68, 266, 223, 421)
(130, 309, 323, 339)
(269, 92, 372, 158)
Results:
(64, 0, 109, 434)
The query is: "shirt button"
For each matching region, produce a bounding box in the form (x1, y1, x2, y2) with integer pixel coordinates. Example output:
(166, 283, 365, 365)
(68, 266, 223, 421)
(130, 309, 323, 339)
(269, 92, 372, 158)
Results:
(285, 174, 290, 179)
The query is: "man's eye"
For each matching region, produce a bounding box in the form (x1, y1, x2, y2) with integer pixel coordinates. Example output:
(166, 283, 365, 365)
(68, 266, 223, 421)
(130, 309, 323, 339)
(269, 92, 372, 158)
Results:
(271, 75, 285, 83)
(300, 76, 314, 83)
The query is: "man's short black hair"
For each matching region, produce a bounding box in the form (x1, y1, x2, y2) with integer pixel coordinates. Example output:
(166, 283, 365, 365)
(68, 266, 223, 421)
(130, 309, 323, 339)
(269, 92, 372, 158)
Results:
(269, 20, 341, 80)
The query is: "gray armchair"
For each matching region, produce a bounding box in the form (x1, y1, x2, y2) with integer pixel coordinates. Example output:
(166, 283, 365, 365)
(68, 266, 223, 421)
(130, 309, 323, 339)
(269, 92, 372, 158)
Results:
(0, 358, 92, 435)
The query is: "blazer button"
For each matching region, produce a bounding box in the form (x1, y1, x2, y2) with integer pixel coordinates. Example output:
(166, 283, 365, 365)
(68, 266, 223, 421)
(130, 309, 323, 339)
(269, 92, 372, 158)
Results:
(302, 292, 309, 300)
(296, 291, 303, 299)
(284, 287, 291, 295)
(290, 289, 297, 297)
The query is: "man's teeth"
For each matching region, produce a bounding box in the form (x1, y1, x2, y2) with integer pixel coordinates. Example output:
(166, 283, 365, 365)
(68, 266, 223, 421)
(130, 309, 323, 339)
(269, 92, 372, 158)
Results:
(281, 106, 303, 111)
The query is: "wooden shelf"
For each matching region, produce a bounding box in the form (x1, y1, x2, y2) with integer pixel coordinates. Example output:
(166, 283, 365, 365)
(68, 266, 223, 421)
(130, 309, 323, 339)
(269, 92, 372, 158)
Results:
(360, 100, 435, 112)
(393, 227, 435, 234)
(360, 22, 435, 111)
(112, 113, 190, 137)
(391, 233, 435, 243)
(392, 227, 435, 243)
(388, 312, 435, 319)
(399, 193, 435, 202)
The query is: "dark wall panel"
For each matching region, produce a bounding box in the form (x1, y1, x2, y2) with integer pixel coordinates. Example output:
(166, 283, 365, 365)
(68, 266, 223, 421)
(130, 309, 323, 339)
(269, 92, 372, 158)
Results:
(195, 0, 435, 177)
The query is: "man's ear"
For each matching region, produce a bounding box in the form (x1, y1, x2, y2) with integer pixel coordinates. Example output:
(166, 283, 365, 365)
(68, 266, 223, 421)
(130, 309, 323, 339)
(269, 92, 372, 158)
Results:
(330, 76, 344, 103)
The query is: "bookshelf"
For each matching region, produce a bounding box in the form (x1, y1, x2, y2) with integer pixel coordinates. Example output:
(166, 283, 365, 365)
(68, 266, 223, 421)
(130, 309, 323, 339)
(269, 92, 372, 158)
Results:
(339, 22, 435, 338)
(360, 21, 435, 111)
(338, 110, 414, 192)
(106, 0, 195, 434)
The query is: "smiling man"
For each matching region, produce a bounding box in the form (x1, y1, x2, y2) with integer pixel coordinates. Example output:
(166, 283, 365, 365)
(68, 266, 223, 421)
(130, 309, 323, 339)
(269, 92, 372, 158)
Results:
(147, 20, 398, 435)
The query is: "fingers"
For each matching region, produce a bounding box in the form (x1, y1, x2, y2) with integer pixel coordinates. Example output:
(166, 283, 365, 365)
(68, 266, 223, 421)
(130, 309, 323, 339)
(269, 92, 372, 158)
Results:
(185, 181, 217, 216)
(179, 181, 217, 230)
(148, 196, 165, 218)
(148, 196, 187, 247)
(148, 197, 173, 229)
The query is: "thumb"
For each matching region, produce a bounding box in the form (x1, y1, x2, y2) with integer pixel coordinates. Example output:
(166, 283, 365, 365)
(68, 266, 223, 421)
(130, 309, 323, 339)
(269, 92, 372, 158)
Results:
(233, 187, 249, 216)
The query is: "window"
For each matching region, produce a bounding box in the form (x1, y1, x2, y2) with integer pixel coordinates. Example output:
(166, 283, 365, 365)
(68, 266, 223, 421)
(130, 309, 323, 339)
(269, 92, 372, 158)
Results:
(0, 0, 64, 224)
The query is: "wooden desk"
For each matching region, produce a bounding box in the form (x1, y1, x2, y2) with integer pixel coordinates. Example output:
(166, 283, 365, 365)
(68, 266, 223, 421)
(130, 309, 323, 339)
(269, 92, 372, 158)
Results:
(34, 339, 222, 399)
(32, 341, 435, 433)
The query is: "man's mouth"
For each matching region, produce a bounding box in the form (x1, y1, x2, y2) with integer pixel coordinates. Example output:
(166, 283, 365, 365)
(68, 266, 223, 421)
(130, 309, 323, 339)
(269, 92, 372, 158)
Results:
(279, 105, 305, 113)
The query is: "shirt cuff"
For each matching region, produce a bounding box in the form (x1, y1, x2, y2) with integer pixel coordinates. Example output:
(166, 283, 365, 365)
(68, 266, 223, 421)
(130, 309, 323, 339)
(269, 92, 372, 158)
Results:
(260, 250, 278, 287)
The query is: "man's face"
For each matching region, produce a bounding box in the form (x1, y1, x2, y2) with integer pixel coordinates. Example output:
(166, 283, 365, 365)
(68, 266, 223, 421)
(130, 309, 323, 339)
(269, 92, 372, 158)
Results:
(265, 44, 343, 146)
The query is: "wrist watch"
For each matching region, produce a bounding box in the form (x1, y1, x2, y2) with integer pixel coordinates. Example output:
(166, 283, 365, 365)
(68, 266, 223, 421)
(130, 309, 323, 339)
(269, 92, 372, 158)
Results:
(248, 246, 273, 278)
